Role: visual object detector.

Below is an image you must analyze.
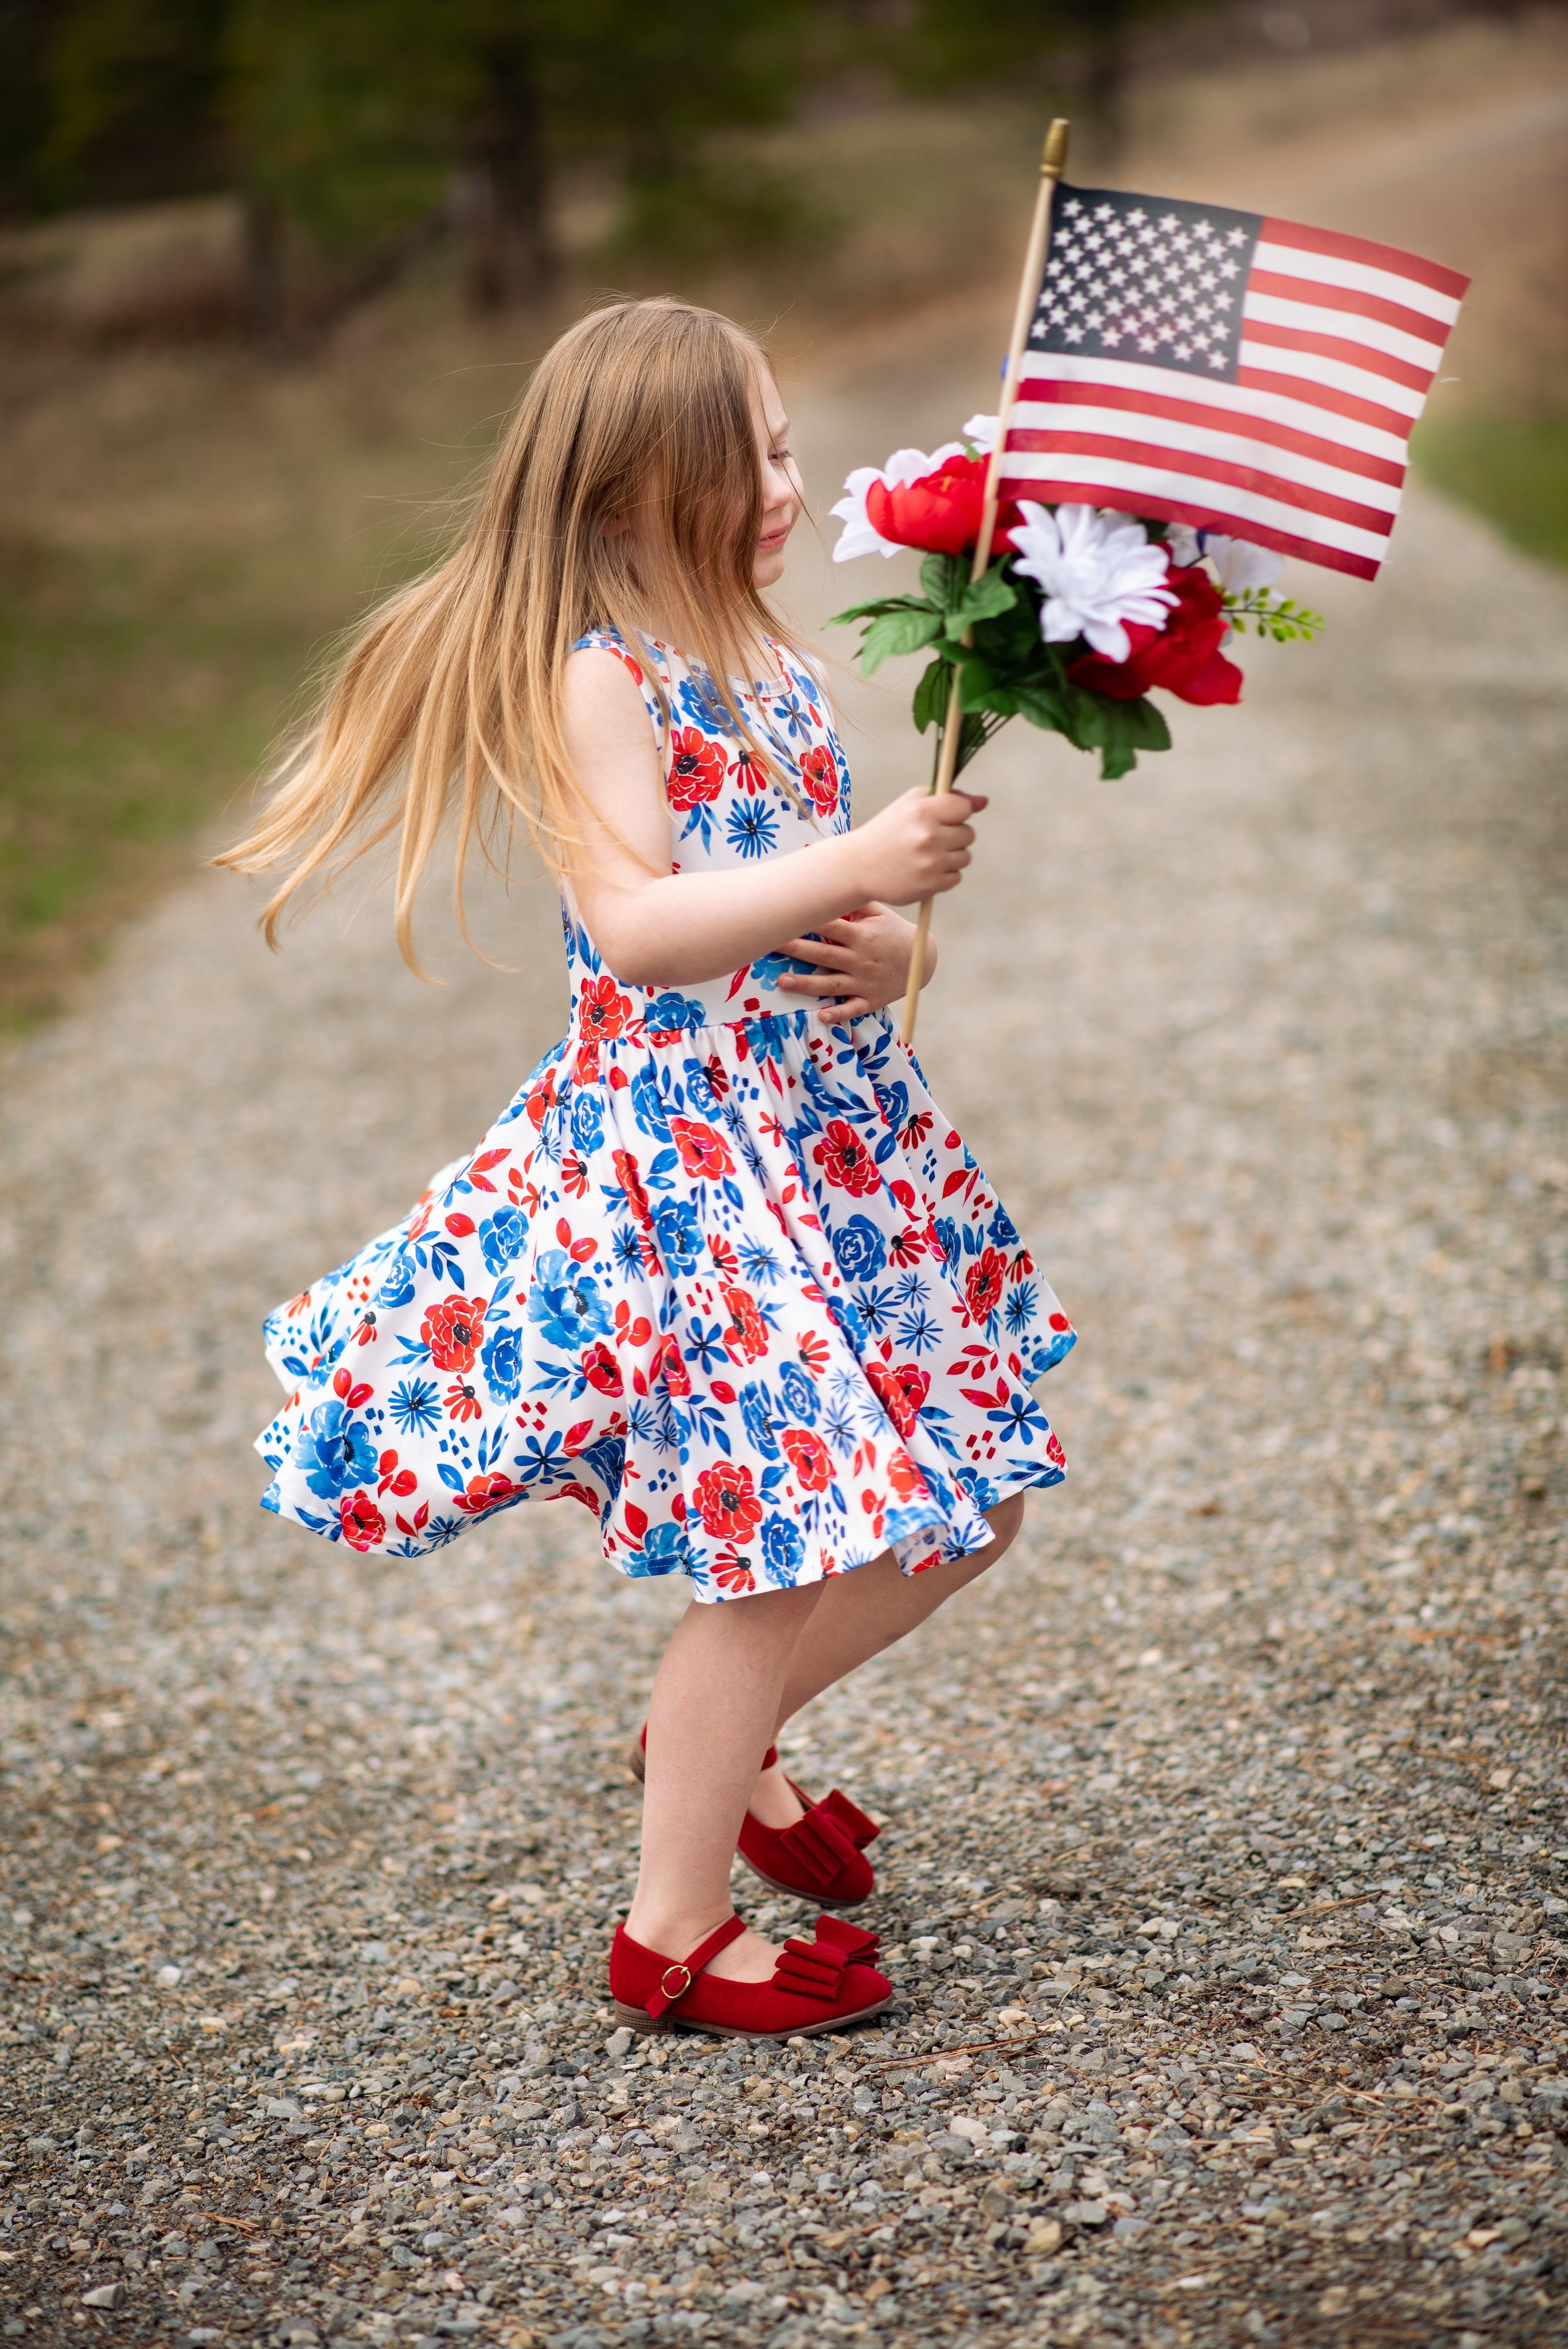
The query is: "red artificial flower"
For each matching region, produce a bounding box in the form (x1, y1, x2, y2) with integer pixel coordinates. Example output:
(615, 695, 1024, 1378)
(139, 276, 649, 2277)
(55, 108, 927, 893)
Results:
(693, 1461, 763, 1543)
(782, 1426, 834, 1492)
(340, 1490, 386, 1551)
(578, 973, 633, 1043)
(422, 1293, 487, 1373)
(812, 1118, 880, 1196)
(670, 1116, 734, 1180)
(667, 728, 727, 808)
(864, 452, 1021, 559)
(799, 744, 840, 817)
(722, 1285, 769, 1364)
(865, 1359, 930, 1438)
(965, 1246, 1008, 1323)
(1067, 559, 1243, 706)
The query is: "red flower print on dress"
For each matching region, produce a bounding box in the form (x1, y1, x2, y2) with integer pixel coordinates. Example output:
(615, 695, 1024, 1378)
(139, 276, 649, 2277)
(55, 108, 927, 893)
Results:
(865, 1359, 930, 1437)
(782, 1426, 834, 1492)
(722, 1285, 769, 1364)
(1046, 1430, 1066, 1468)
(713, 1547, 756, 1595)
(669, 1117, 734, 1179)
(799, 744, 840, 817)
(653, 1332, 691, 1397)
(693, 1461, 763, 1542)
(578, 974, 632, 1043)
(444, 1380, 483, 1423)
(965, 1246, 1008, 1323)
(582, 1341, 623, 1398)
(666, 728, 727, 808)
(1049, 1310, 1072, 1333)
(341, 1490, 386, 1550)
(812, 1118, 880, 1196)
(422, 1293, 488, 1373)
(613, 1148, 653, 1230)
(887, 1451, 931, 1503)
(453, 1470, 526, 1516)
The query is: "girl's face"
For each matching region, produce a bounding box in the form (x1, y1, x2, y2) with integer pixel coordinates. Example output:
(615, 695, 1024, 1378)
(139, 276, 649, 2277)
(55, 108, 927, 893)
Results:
(750, 368, 802, 590)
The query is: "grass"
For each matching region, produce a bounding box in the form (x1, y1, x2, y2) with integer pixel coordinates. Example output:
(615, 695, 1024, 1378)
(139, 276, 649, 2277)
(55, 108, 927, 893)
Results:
(0, 537, 331, 1025)
(1414, 411, 1568, 571)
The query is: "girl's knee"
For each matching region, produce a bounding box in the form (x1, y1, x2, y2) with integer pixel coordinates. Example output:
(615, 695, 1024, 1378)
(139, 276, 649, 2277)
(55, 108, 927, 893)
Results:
(976, 1492, 1026, 1567)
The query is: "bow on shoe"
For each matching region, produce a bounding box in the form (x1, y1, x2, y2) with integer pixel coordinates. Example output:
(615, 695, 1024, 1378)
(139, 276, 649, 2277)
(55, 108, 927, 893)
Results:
(772, 1915, 881, 2001)
(773, 1788, 880, 1888)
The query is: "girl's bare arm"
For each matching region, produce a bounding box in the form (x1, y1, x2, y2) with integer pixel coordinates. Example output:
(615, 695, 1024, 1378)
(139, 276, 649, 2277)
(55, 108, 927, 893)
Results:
(560, 648, 984, 990)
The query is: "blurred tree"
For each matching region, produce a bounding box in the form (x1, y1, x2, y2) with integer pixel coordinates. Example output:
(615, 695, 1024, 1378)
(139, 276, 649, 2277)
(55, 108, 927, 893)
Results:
(886, 0, 1228, 155)
(0, 1, 65, 218)
(42, 0, 231, 205)
(29, 0, 830, 331)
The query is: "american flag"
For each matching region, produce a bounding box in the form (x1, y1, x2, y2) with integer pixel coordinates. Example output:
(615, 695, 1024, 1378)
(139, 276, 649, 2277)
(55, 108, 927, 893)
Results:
(998, 183, 1469, 580)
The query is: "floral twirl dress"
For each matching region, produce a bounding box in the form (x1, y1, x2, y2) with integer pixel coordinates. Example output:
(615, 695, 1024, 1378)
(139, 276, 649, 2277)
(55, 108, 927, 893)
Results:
(256, 631, 1075, 1600)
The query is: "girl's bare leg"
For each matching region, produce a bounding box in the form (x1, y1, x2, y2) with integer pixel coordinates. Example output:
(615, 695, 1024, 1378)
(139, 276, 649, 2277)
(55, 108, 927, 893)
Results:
(625, 1578, 824, 1984)
(747, 1493, 1027, 1829)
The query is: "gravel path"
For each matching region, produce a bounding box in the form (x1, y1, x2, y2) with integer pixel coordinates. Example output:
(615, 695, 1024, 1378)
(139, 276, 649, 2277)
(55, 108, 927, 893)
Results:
(2, 325, 1567, 2349)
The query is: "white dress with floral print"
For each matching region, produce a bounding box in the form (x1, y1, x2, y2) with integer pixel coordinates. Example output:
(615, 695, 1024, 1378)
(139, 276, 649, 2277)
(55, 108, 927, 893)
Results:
(256, 632, 1075, 1600)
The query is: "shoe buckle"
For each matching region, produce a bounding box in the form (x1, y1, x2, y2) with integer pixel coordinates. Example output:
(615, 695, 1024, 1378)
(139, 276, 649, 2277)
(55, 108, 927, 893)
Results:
(659, 1962, 692, 2001)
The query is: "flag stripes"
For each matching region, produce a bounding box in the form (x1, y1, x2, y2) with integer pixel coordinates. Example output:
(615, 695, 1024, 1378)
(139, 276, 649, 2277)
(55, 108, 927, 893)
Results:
(1002, 185, 1468, 580)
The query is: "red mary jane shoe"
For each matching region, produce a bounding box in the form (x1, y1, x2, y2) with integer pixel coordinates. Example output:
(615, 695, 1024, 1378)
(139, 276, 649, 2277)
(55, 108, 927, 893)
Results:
(610, 1912, 891, 2041)
(629, 1724, 881, 1908)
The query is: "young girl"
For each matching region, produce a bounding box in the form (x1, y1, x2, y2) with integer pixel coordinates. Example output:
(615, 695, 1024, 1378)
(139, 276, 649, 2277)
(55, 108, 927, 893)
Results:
(221, 298, 1074, 2042)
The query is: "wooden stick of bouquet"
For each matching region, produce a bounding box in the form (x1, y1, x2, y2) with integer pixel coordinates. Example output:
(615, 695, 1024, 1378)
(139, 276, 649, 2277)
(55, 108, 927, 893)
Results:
(899, 115, 1071, 1048)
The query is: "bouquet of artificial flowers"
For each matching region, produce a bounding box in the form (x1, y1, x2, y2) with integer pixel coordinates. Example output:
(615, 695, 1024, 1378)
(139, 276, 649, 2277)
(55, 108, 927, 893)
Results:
(829, 417, 1321, 781)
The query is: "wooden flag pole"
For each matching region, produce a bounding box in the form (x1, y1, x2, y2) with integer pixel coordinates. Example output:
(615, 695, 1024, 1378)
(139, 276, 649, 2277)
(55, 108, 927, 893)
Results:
(898, 115, 1070, 1048)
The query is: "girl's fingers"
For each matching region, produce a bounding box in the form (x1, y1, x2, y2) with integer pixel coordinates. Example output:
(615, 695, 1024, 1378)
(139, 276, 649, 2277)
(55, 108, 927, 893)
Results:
(820, 996, 870, 1022)
(780, 935, 853, 968)
(777, 970, 853, 996)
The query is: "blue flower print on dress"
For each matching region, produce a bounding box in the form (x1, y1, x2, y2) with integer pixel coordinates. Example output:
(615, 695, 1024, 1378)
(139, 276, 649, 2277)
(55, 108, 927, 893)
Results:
(528, 1249, 613, 1352)
(761, 1513, 806, 1586)
(778, 1360, 818, 1427)
(481, 1321, 525, 1402)
(479, 1205, 529, 1276)
(830, 1213, 887, 1282)
(255, 623, 1074, 1586)
(650, 1197, 701, 1273)
(294, 1397, 378, 1501)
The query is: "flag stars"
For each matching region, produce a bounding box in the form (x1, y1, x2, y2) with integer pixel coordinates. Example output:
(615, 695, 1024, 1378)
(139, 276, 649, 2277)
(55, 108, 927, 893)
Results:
(1036, 185, 1259, 379)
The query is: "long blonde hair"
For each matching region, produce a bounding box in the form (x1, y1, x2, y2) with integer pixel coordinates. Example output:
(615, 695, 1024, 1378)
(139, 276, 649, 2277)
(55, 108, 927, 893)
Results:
(217, 298, 802, 972)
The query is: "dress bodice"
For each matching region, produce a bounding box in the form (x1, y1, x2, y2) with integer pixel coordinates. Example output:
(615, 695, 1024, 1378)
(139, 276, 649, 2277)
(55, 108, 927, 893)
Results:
(562, 630, 852, 1041)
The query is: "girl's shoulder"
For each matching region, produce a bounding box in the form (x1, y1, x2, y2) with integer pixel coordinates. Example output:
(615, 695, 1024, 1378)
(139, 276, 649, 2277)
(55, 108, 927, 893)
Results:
(568, 628, 670, 727)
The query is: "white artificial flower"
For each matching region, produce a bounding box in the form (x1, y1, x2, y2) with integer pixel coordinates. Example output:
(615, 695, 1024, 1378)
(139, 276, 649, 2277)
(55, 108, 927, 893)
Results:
(1008, 502, 1175, 662)
(830, 442, 969, 561)
(962, 412, 1000, 453)
(1167, 524, 1285, 592)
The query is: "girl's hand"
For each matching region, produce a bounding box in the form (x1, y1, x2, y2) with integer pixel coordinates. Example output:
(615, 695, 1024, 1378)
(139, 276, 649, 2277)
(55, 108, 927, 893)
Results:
(774, 906, 936, 1023)
(845, 785, 988, 907)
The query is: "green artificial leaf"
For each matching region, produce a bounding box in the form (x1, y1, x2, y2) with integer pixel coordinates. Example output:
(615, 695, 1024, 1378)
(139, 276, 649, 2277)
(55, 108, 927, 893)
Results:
(1009, 680, 1073, 733)
(911, 656, 952, 735)
(858, 606, 945, 677)
(826, 593, 933, 627)
(1099, 742, 1140, 781)
(945, 563, 1019, 638)
(919, 552, 969, 611)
